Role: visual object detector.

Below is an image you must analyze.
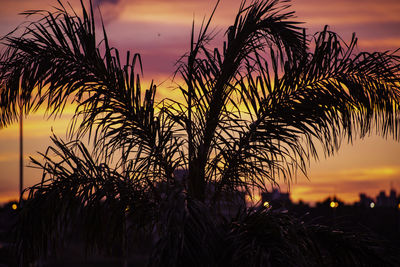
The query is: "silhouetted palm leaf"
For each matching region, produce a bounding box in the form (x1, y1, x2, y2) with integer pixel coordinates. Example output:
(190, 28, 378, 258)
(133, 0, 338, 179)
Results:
(173, 0, 400, 200)
(0, 0, 181, 179)
(0, 0, 399, 265)
(176, 0, 305, 200)
(17, 135, 156, 264)
(217, 28, 400, 194)
(223, 208, 399, 267)
(149, 206, 399, 267)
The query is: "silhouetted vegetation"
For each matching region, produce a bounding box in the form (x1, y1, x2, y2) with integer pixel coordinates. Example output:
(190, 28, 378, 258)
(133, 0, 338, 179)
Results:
(1, 0, 400, 265)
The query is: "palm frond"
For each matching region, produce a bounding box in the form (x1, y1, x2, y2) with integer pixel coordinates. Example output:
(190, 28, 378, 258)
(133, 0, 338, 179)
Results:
(175, 0, 304, 200)
(17, 135, 155, 264)
(217, 27, 400, 193)
(0, 0, 181, 181)
(224, 208, 399, 267)
(149, 197, 222, 267)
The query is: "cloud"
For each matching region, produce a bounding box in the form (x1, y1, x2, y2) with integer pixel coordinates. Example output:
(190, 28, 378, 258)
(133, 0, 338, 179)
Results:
(94, 0, 121, 5)
(92, 0, 126, 24)
(0, 152, 18, 162)
(289, 166, 400, 205)
(292, 0, 400, 52)
(358, 38, 400, 50)
(0, 191, 19, 204)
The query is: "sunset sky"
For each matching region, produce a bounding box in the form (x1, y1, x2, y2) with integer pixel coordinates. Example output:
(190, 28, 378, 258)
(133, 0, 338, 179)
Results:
(0, 0, 400, 205)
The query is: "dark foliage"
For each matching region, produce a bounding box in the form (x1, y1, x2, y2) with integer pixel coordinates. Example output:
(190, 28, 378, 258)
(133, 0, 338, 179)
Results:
(150, 204, 399, 267)
(0, 0, 400, 265)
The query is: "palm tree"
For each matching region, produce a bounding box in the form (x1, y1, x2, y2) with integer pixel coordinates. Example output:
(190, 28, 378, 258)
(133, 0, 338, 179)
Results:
(1, 0, 400, 265)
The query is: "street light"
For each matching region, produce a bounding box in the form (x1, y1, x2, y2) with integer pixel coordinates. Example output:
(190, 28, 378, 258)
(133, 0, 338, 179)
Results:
(330, 201, 339, 208)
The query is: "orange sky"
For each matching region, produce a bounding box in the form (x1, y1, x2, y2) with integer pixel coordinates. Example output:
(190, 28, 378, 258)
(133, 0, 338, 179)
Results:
(0, 0, 400, 205)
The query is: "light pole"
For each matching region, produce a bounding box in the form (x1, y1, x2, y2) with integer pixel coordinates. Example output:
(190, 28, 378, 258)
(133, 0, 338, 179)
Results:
(19, 108, 23, 197)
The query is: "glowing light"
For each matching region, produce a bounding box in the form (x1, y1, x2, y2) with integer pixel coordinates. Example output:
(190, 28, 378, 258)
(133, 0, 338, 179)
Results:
(263, 201, 270, 208)
(11, 203, 17, 210)
(370, 202, 375, 208)
(398, 203, 400, 209)
(330, 201, 339, 208)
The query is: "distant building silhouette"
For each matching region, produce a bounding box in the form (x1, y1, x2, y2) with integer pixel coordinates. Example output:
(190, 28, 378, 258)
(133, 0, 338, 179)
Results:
(357, 193, 375, 208)
(356, 189, 399, 208)
(376, 189, 397, 207)
(205, 183, 246, 218)
(261, 188, 291, 209)
(317, 196, 344, 209)
(156, 169, 246, 219)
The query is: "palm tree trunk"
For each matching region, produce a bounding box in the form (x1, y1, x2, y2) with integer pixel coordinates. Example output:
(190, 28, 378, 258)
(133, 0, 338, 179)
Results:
(188, 158, 206, 201)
